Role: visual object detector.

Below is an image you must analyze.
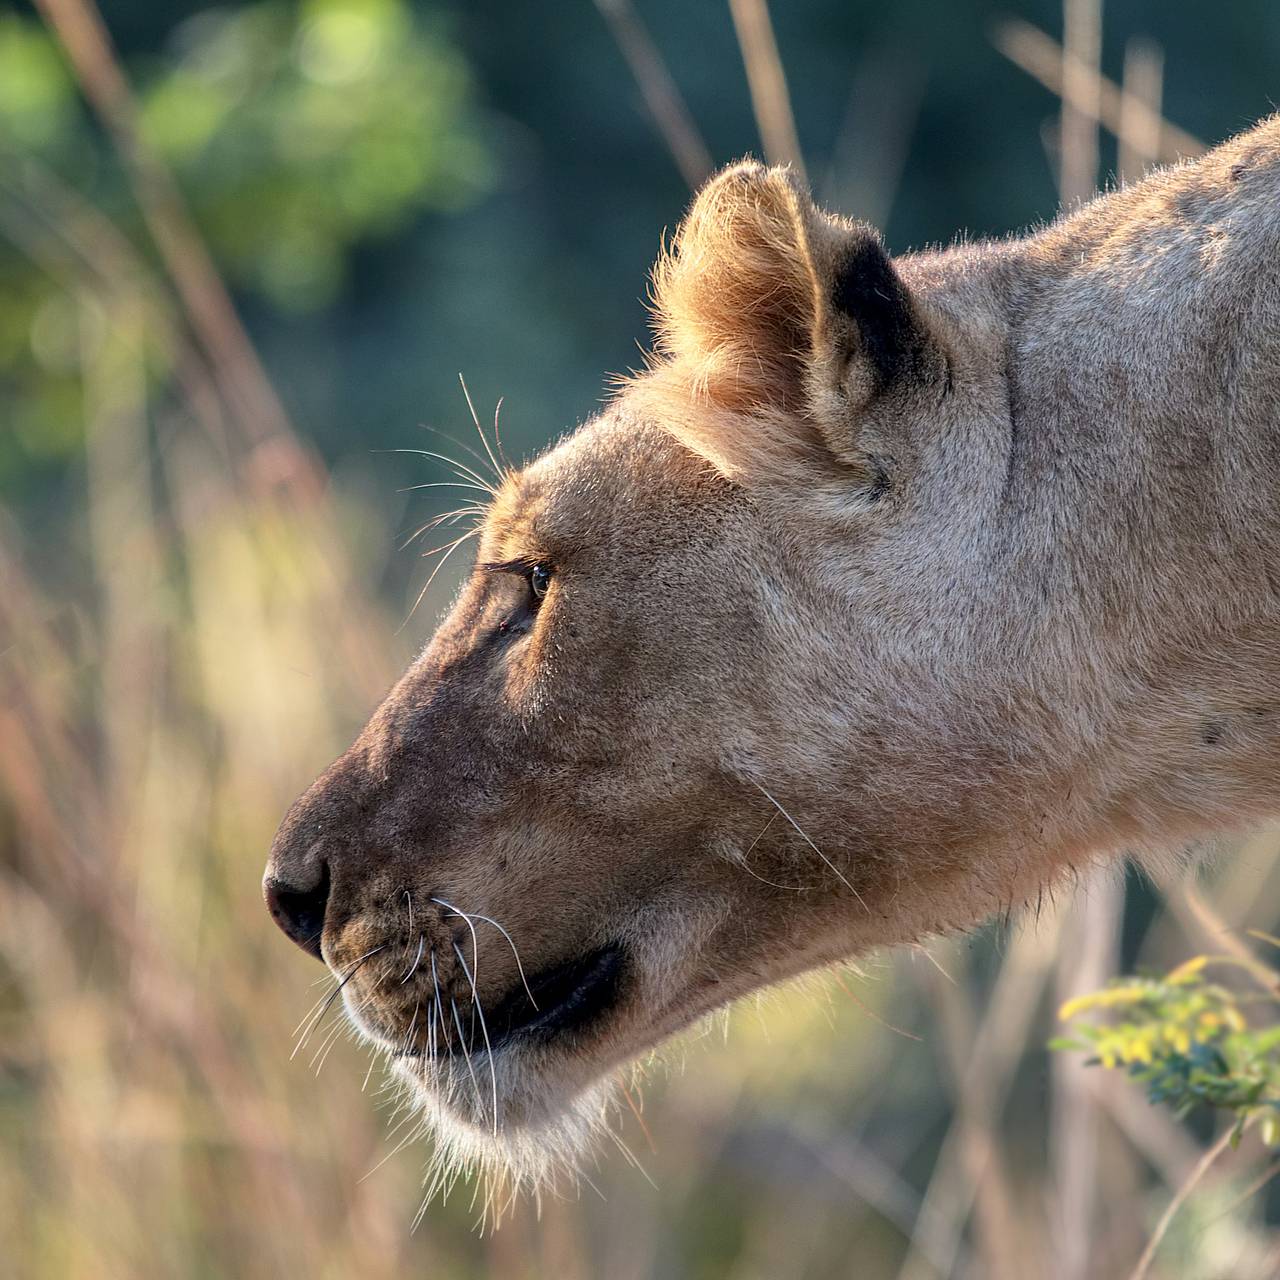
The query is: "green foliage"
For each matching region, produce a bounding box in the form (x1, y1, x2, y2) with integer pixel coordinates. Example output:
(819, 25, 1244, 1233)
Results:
(137, 0, 492, 310)
(0, 0, 490, 488)
(0, 14, 76, 150)
(1053, 952, 1280, 1146)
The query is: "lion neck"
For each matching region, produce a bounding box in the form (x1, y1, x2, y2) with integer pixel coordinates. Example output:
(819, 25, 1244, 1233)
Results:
(825, 127, 1280, 907)
(993, 123, 1280, 862)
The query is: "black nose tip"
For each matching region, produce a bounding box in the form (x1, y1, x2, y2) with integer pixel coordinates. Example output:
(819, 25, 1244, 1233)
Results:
(264, 864, 330, 961)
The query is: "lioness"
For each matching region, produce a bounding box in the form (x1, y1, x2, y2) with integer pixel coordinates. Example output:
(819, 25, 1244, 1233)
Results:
(265, 117, 1280, 1187)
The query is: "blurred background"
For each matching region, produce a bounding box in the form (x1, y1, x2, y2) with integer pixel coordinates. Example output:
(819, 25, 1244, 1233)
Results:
(3, 0, 1280, 1276)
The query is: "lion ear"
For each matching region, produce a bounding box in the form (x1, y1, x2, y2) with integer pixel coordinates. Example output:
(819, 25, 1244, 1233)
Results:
(649, 161, 944, 467)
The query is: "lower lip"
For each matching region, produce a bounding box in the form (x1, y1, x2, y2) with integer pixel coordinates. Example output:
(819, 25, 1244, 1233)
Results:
(488, 942, 625, 1051)
(395, 942, 626, 1060)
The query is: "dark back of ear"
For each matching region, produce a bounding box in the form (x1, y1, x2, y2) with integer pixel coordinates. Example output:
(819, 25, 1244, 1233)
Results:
(829, 237, 937, 395)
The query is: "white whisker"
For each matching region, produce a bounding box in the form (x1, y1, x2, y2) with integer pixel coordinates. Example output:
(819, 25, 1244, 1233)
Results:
(430, 953, 447, 1064)
(450, 998, 485, 1124)
(384, 446, 497, 496)
(396, 479, 491, 495)
(417, 421, 505, 483)
(291, 944, 387, 1060)
(492, 396, 510, 473)
(401, 996, 421, 1057)
(751, 779, 869, 911)
(399, 527, 481, 633)
(400, 933, 426, 984)
(433, 897, 539, 1010)
(458, 371, 505, 483)
(454, 943, 500, 1137)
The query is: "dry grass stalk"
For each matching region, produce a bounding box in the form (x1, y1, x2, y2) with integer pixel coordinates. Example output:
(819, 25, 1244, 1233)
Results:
(594, 0, 713, 189)
(32, 0, 294, 452)
(897, 916, 1066, 1280)
(1058, 0, 1102, 204)
(993, 18, 1204, 164)
(727, 0, 807, 180)
(1118, 38, 1165, 184)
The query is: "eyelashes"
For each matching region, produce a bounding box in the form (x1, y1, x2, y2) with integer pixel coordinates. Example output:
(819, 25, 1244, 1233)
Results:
(479, 557, 543, 577)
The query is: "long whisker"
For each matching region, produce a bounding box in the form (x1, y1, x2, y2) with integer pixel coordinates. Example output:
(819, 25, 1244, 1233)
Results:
(387, 444, 499, 493)
(399, 508, 488, 553)
(400, 933, 426, 984)
(417, 422, 506, 484)
(396, 480, 491, 495)
(430, 953, 447, 1062)
(361, 1048, 379, 1093)
(430, 890, 524, 1008)
(291, 944, 388, 1060)
(400, 995, 422, 1056)
(750, 779, 869, 911)
(314, 956, 394, 1073)
(454, 943, 500, 1137)
(492, 397, 511, 474)
(398, 890, 419, 979)
(411, 529, 483, 561)
(384, 447, 497, 496)
(459, 372, 505, 484)
(399, 528, 480, 632)
(735, 810, 811, 891)
(360, 1111, 429, 1184)
(310, 1015, 346, 1073)
(291, 981, 340, 1040)
(429, 895, 480, 988)
(435, 900, 538, 1010)
(400, 890, 416, 968)
(450, 998, 485, 1124)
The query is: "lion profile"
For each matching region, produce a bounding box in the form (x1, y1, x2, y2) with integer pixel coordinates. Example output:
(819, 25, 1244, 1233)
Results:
(265, 116, 1280, 1192)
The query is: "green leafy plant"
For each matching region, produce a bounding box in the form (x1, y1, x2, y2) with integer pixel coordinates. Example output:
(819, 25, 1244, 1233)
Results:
(1053, 946, 1280, 1147)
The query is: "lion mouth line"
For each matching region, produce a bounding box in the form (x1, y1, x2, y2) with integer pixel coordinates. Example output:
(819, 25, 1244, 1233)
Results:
(397, 941, 626, 1059)
(486, 941, 625, 1051)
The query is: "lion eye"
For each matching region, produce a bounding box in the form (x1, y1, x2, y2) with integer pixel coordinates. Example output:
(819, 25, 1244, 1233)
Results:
(530, 564, 552, 600)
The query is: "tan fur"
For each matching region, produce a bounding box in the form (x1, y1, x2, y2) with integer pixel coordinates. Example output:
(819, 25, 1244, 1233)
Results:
(266, 118, 1280, 1190)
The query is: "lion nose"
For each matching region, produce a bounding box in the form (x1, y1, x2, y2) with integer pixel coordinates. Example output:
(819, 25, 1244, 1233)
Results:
(266, 751, 368, 962)
(263, 862, 330, 961)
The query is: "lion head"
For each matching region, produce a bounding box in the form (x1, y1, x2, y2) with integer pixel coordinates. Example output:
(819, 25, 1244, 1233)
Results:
(263, 159, 1135, 1189)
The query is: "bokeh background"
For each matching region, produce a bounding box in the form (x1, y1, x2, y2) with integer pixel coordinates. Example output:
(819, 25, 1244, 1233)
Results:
(4, 1, 1280, 1276)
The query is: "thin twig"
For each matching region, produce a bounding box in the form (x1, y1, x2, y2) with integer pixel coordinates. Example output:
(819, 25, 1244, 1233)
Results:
(1180, 888, 1280, 1002)
(0, 155, 234, 457)
(727, 0, 806, 179)
(1058, 0, 1102, 204)
(593, 0, 712, 188)
(33, 0, 297, 451)
(1117, 38, 1164, 184)
(897, 915, 1065, 1280)
(992, 18, 1204, 164)
(1050, 870, 1122, 1280)
(1050, 26, 1119, 1256)
(1128, 1125, 1241, 1280)
(821, 52, 925, 229)
(910, 950, 1028, 1280)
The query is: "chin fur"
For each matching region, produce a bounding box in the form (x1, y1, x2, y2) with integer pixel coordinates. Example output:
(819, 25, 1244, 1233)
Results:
(377, 1047, 620, 1228)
